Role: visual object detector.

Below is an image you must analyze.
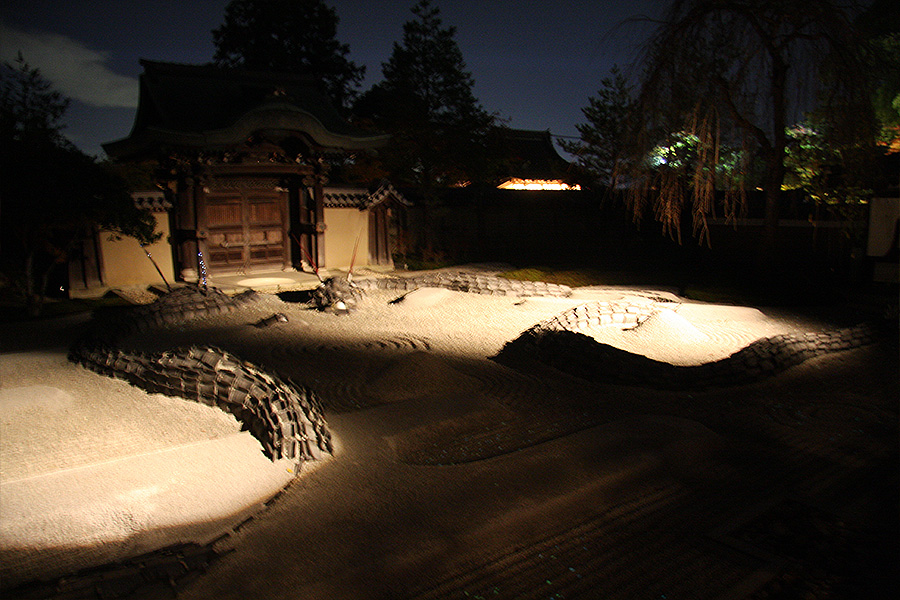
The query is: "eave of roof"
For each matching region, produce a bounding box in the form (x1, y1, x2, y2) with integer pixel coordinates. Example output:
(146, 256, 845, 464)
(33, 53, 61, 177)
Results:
(105, 99, 389, 159)
(104, 60, 389, 159)
(323, 181, 410, 209)
(497, 128, 571, 180)
(131, 190, 172, 212)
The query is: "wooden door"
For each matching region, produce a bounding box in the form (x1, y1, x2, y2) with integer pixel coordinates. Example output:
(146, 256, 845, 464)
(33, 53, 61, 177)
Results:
(206, 191, 286, 271)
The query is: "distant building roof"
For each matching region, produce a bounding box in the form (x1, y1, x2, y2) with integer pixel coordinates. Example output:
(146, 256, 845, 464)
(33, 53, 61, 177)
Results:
(496, 128, 572, 181)
(104, 60, 388, 159)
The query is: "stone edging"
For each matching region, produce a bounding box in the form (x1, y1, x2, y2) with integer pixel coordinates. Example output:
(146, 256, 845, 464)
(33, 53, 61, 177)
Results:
(68, 286, 332, 467)
(495, 301, 880, 389)
(354, 272, 573, 298)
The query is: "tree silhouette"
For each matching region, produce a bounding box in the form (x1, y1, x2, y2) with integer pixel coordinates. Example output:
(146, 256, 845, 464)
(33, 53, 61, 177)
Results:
(1, 55, 157, 315)
(562, 65, 635, 188)
(354, 0, 495, 190)
(212, 0, 365, 110)
(857, 0, 900, 153)
(622, 0, 875, 258)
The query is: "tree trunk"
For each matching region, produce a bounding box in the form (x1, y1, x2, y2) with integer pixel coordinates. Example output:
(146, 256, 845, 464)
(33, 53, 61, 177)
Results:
(758, 53, 789, 274)
(758, 160, 783, 271)
(24, 251, 43, 317)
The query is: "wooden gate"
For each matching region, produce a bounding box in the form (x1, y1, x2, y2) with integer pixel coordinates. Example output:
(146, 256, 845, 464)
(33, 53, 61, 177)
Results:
(205, 191, 287, 272)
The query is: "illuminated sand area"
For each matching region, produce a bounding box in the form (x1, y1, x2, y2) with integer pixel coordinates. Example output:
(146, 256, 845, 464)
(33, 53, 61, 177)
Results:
(0, 276, 896, 599)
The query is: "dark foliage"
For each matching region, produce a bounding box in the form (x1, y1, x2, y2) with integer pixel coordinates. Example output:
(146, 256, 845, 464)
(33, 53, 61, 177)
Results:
(0, 55, 158, 315)
(212, 0, 365, 111)
(352, 0, 496, 190)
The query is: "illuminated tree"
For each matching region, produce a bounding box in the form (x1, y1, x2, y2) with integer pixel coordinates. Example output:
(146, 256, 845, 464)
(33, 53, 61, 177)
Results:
(783, 119, 872, 247)
(353, 0, 495, 190)
(622, 0, 875, 257)
(0, 55, 157, 315)
(857, 0, 900, 153)
(212, 0, 365, 110)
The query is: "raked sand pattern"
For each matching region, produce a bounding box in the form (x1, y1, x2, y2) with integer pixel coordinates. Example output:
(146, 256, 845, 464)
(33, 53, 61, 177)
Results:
(65, 275, 886, 472)
(2, 268, 896, 599)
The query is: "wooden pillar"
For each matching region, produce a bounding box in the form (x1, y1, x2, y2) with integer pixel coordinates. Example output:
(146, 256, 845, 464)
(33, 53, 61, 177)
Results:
(313, 177, 326, 269)
(311, 158, 328, 270)
(174, 176, 200, 282)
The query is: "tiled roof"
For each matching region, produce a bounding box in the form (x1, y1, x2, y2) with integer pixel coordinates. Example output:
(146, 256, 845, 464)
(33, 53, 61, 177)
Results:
(368, 181, 408, 207)
(323, 188, 370, 208)
(323, 181, 410, 209)
(497, 128, 572, 180)
(104, 61, 388, 158)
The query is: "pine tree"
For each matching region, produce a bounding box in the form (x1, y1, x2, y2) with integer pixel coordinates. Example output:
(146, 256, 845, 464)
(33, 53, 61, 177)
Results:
(354, 0, 494, 189)
(562, 65, 634, 188)
(212, 0, 365, 110)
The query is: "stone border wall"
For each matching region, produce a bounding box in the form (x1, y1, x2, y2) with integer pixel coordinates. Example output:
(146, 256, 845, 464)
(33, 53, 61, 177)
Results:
(496, 301, 880, 389)
(69, 286, 332, 466)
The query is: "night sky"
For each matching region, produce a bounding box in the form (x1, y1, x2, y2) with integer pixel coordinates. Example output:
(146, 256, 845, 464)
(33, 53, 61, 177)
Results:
(0, 0, 662, 158)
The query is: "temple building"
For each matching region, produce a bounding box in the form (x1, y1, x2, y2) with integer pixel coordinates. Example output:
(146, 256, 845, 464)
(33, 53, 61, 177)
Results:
(100, 60, 398, 286)
(493, 128, 580, 191)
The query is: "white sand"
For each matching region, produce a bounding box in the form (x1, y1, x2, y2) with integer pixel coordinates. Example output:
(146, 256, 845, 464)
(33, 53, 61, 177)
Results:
(0, 279, 893, 598)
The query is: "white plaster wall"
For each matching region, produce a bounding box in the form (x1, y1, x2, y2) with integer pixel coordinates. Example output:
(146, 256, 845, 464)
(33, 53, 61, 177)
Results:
(99, 213, 175, 288)
(324, 208, 369, 269)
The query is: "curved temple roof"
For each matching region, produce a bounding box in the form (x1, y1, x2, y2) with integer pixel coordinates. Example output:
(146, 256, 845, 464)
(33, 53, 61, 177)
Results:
(104, 61, 388, 159)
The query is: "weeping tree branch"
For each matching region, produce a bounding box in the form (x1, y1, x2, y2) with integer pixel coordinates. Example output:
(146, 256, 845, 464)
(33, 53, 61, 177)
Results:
(618, 0, 874, 262)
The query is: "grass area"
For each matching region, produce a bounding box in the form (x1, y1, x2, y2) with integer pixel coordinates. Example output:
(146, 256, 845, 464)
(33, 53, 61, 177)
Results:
(500, 267, 625, 289)
(498, 265, 719, 292)
(678, 284, 763, 305)
(394, 255, 458, 272)
(499, 265, 836, 307)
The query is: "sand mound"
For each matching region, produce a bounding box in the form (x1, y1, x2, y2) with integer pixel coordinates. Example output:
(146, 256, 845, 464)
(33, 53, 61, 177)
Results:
(367, 351, 480, 404)
(627, 308, 709, 344)
(676, 302, 772, 323)
(0, 386, 75, 416)
(389, 286, 456, 309)
(580, 307, 729, 366)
